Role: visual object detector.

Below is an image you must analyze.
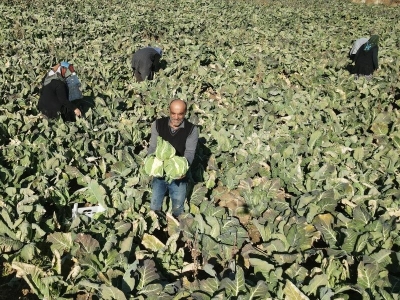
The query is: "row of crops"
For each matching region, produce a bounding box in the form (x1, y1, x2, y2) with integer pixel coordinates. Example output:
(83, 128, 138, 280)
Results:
(1, 0, 400, 299)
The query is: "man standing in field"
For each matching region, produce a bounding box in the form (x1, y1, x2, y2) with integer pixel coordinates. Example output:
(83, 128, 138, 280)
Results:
(131, 46, 163, 82)
(147, 99, 199, 217)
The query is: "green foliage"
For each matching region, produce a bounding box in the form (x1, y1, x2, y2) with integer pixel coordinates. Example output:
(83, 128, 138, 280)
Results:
(0, 0, 399, 299)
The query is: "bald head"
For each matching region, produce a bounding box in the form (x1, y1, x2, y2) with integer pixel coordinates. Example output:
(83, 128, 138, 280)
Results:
(169, 99, 187, 129)
(169, 99, 187, 112)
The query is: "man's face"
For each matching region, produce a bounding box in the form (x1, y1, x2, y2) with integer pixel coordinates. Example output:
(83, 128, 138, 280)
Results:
(169, 102, 186, 128)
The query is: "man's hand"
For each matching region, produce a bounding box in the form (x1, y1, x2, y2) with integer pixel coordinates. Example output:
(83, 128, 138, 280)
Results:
(74, 108, 82, 117)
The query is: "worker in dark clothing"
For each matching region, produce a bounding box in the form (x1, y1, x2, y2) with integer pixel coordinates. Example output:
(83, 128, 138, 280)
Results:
(38, 62, 82, 121)
(131, 47, 163, 82)
(349, 37, 368, 61)
(354, 35, 379, 80)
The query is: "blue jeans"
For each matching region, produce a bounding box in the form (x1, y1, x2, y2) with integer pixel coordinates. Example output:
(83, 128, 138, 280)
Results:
(150, 177, 187, 217)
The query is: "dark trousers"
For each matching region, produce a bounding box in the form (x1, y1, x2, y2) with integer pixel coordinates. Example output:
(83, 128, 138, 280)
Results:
(60, 106, 76, 122)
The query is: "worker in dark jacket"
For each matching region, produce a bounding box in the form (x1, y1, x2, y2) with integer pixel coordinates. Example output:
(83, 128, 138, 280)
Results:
(38, 62, 81, 121)
(354, 35, 379, 80)
(131, 47, 162, 82)
(349, 37, 368, 61)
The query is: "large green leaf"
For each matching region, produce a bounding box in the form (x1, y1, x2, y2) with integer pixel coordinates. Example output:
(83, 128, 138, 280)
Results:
(83, 180, 108, 207)
(357, 261, 379, 290)
(20, 243, 38, 261)
(46, 232, 73, 255)
(370, 122, 389, 135)
(141, 233, 165, 252)
(283, 279, 310, 300)
(137, 259, 160, 290)
(110, 161, 132, 177)
(119, 234, 134, 256)
(74, 233, 100, 255)
(121, 262, 138, 294)
(315, 189, 337, 214)
(285, 263, 308, 283)
(64, 165, 85, 179)
(114, 221, 132, 235)
(367, 250, 393, 267)
(100, 285, 127, 300)
(190, 183, 208, 206)
(137, 283, 163, 297)
(273, 253, 299, 264)
(249, 257, 274, 279)
(286, 224, 303, 250)
(211, 128, 232, 152)
(308, 130, 322, 149)
(353, 206, 371, 227)
(342, 228, 358, 254)
(355, 232, 370, 253)
(0, 235, 23, 252)
(220, 266, 246, 297)
(79, 254, 103, 278)
(313, 214, 337, 247)
(264, 239, 287, 253)
(102, 249, 125, 269)
(199, 277, 220, 295)
(302, 274, 329, 296)
(11, 262, 49, 298)
(251, 219, 271, 242)
(205, 216, 221, 238)
(247, 281, 270, 299)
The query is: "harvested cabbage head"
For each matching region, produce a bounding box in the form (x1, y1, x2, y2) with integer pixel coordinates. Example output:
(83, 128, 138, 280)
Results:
(144, 137, 189, 181)
(164, 156, 189, 183)
(144, 156, 164, 177)
(155, 136, 176, 160)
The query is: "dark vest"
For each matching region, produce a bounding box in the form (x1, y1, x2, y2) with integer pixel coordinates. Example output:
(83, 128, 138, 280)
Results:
(156, 117, 194, 157)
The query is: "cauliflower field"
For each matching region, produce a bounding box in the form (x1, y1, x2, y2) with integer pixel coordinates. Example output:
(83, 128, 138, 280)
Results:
(0, 0, 400, 299)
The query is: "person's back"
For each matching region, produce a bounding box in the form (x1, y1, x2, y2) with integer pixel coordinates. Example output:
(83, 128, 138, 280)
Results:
(349, 37, 368, 60)
(131, 47, 162, 82)
(354, 35, 379, 79)
(38, 78, 69, 118)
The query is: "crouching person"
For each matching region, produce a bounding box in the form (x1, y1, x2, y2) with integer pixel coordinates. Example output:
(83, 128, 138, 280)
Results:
(38, 61, 82, 122)
(349, 37, 369, 61)
(147, 99, 199, 217)
(349, 30, 377, 62)
(354, 35, 379, 81)
(131, 47, 163, 82)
